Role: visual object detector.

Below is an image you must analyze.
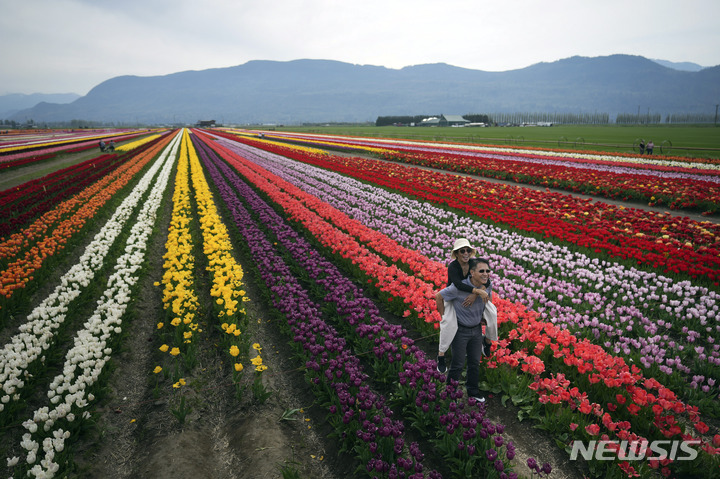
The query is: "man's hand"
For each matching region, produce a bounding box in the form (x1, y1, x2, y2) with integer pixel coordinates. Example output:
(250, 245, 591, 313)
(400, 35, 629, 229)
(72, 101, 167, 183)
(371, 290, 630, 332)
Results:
(435, 292, 445, 316)
(462, 293, 478, 308)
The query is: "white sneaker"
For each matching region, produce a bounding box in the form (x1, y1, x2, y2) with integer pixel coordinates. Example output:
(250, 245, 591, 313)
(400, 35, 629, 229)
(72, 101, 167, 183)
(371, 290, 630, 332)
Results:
(471, 396, 485, 403)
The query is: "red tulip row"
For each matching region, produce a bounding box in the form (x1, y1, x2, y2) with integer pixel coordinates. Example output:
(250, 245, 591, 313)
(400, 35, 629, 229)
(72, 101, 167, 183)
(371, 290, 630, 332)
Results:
(0, 152, 59, 171)
(377, 148, 720, 213)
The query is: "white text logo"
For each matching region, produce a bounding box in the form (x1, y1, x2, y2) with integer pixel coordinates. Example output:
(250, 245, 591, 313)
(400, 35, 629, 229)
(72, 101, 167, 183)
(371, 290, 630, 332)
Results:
(569, 440, 700, 461)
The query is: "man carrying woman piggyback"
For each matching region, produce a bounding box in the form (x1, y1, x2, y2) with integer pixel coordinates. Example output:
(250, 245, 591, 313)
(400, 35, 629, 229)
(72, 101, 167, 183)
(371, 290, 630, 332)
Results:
(435, 238, 495, 403)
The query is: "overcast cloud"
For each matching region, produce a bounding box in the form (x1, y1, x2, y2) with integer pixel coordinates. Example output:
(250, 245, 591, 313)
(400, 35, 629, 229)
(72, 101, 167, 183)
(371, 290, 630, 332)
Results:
(1, 0, 719, 95)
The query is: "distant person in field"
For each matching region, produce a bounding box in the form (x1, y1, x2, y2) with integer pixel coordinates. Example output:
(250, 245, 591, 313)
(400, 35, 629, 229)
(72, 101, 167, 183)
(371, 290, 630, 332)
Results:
(639, 140, 645, 155)
(99, 140, 106, 152)
(108, 140, 116, 151)
(435, 257, 493, 403)
(646, 140, 654, 155)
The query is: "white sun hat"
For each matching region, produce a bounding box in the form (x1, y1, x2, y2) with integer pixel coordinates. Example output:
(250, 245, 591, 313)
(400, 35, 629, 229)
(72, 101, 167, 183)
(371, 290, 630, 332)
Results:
(450, 238, 476, 259)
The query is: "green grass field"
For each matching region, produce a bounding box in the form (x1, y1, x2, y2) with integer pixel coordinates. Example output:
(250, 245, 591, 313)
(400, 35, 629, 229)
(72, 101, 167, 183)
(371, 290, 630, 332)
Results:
(270, 124, 720, 160)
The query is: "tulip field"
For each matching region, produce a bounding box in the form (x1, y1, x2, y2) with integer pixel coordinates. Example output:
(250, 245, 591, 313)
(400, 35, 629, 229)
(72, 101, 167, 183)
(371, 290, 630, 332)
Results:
(0, 126, 719, 479)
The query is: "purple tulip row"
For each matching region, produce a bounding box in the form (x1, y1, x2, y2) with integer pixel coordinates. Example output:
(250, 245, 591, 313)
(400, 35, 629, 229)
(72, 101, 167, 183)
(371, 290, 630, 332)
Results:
(192, 134, 528, 478)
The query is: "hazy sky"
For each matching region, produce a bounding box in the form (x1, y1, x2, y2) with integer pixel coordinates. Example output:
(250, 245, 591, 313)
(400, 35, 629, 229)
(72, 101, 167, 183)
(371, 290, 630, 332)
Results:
(2, 0, 719, 95)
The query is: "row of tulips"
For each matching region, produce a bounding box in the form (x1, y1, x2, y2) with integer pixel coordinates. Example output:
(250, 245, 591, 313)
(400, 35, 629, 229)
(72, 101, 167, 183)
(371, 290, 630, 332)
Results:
(199, 133, 719, 477)
(0, 152, 58, 172)
(114, 133, 163, 152)
(211, 134, 719, 412)
(156, 130, 203, 376)
(220, 133, 720, 286)
(155, 128, 263, 412)
(5, 131, 181, 478)
(195, 130, 532, 478)
(0, 132, 181, 431)
(0, 134, 175, 316)
(1, 154, 123, 237)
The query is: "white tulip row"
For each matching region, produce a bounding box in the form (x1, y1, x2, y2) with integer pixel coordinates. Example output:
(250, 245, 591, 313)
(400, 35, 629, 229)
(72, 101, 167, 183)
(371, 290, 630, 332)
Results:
(0, 133, 178, 418)
(6, 131, 182, 478)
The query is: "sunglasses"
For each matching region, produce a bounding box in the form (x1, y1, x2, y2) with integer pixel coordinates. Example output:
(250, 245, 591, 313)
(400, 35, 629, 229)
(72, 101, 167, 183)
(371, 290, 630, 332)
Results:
(476, 269, 491, 273)
(456, 248, 473, 255)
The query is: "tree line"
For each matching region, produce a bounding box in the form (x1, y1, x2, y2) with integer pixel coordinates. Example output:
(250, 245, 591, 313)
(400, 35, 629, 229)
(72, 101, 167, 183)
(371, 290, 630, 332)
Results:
(488, 112, 609, 125)
(616, 113, 663, 125)
(375, 115, 438, 126)
(376, 112, 606, 126)
(376, 111, 718, 126)
(665, 113, 717, 124)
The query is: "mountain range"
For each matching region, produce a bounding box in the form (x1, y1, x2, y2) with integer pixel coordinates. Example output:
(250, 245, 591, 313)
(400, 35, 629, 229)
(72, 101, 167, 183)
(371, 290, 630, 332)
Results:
(5, 55, 719, 125)
(649, 59, 706, 72)
(0, 93, 80, 120)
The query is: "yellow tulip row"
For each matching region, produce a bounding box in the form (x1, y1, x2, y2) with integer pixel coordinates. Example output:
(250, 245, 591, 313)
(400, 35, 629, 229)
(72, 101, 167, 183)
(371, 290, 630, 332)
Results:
(115, 134, 163, 152)
(185, 131, 254, 372)
(157, 130, 201, 365)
